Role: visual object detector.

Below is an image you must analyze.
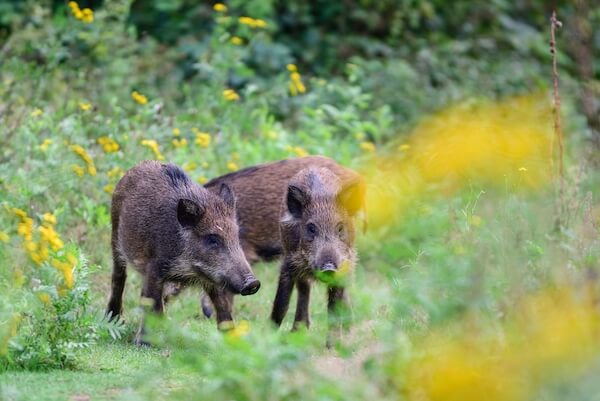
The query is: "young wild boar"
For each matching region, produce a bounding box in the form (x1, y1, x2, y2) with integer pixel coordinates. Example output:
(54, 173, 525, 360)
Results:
(106, 160, 260, 344)
(203, 156, 365, 338)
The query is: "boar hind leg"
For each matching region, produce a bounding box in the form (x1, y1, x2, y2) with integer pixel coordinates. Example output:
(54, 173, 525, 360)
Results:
(326, 286, 348, 348)
(207, 287, 235, 329)
(292, 279, 311, 331)
(200, 293, 214, 319)
(271, 261, 294, 327)
(107, 251, 127, 320)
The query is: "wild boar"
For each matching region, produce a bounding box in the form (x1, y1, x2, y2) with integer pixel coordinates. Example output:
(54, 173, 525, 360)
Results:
(203, 156, 365, 339)
(106, 160, 260, 344)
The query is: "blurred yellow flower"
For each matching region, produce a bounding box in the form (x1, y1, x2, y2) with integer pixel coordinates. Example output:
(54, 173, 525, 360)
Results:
(51, 255, 77, 289)
(287, 65, 306, 96)
(172, 138, 188, 149)
(42, 212, 57, 226)
(0, 231, 9, 243)
(519, 167, 527, 172)
(71, 164, 84, 177)
(354, 132, 366, 140)
(141, 139, 165, 160)
(131, 90, 148, 105)
(360, 141, 376, 153)
(12, 208, 28, 219)
(398, 143, 410, 151)
(286, 146, 308, 157)
(97, 136, 120, 153)
(39, 139, 52, 151)
(266, 130, 278, 140)
(104, 184, 114, 194)
(223, 89, 240, 101)
(107, 167, 124, 179)
(70, 144, 97, 175)
(39, 225, 64, 251)
(37, 292, 51, 305)
(213, 3, 227, 12)
(195, 132, 212, 148)
(172, 128, 181, 136)
(227, 161, 239, 171)
(238, 16, 267, 28)
(31, 108, 43, 117)
(183, 162, 197, 171)
(468, 215, 482, 227)
(201, 161, 210, 169)
(198, 175, 208, 184)
(226, 320, 250, 338)
(230, 36, 243, 45)
(79, 102, 92, 111)
(69, 2, 93, 23)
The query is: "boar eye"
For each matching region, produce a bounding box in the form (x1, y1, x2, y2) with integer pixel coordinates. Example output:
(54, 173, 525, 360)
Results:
(306, 223, 318, 240)
(336, 222, 345, 235)
(203, 234, 224, 248)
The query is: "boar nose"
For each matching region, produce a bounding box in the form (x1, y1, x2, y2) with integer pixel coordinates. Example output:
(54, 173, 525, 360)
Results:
(240, 278, 261, 296)
(320, 262, 337, 274)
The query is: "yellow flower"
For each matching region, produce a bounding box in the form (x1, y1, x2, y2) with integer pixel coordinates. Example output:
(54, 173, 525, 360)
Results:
(360, 141, 376, 153)
(71, 164, 85, 177)
(12, 208, 28, 219)
(141, 139, 165, 160)
(201, 161, 210, 169)
(51, 256, 76, 289)
(518, 167, 527, 172)
(0, 231, 9, 243)
(183, 162, 197, 171)
(289, 146, 308, 157)
(79, 102, 92, 111)
(213, 3, 227, 12)
(107, 167, 124, 179)
(42, 212, 57, 226)
(238, 16, 267, 28)
(31, 108, 43, 117)
(266, 130, 278, 140)
(226, 320, 250, 338)
(39, 225, 64, 251)
(468, 215, 483, 227)
(39, 139, 52, 151)
(70, 144, 96, 175)
(398, 143, 411, 151)
(172, 138, 188, 149)
(230, 36, 243, 45)
(223, 89, 240, 101)
(227, 161, 239, 171)
(172, 128, 181, 136)
(354, 132, 366, 140)
(81, 8, 94, 23)
(288, 66, 306, 96)
(198, 175, 208, 184)
(37, 292, 51, 305)
(103, 184, 114, 194)
(97, 136, 120, 153)
(131, 90, 148, 105)
(287, 64, 297, 72)
(195, 132, 212, 148)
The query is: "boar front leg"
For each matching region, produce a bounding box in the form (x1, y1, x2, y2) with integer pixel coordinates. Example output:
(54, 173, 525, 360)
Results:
(135, 267, 165, 346)
(326, 286, 347, 348)
(271, 259, 294, 326)
(207, 287, 235, 330)
(292, 279, 311, 330)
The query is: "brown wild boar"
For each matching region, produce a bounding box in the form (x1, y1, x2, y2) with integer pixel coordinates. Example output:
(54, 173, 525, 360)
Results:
(203, 156, 365, 338)
(106, 160, 260, 344)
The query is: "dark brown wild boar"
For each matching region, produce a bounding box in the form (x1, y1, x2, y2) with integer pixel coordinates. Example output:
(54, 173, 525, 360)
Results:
(203, 156, 365, 341)
(106, 160, 260, 344)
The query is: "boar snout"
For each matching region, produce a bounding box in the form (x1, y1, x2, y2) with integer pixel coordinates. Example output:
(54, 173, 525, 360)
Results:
(240, 277, 261, 296)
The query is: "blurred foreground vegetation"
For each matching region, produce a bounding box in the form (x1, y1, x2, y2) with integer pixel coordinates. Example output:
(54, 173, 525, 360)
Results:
(0, 1, 599, 400)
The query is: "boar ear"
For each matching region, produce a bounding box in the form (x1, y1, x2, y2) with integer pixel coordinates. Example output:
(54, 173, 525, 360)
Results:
(219, 183, 236, 209)
(287, 185, 309, 219)
(177, 198, 204, 228)
(337, 178, 366, 217)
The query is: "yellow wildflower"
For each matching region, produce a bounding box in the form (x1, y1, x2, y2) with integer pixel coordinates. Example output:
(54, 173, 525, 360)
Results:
(37, 292, 51, 305)
(468, 215, 483, 227)
(354, 132, 366, 140)
(172, 128, 181, 136)
(287, 65, 306, 96)
(198, 175, 208, 184)
(69, 2, 93, 23)
(398, 143, 410, 151)
(195, 132, 212, 148)
(31, 108, 43, 117)
(0, 231, 9, 243)
(223, 89, 240, 101)
(12, 208, 28, 219)
(172, 138, 188, 149)
(288, 146, 308, 157)
(266, 130, 278, 140)
(51, 255, 77, 289)
(238, 16, 267, 28)
(42, 212, 57, 226)
(213, 3, 227, 12)
(226, 320, 250, 338)
(227, 161, 239, 171)
(107, 167, 124, 179)
(518, 167, 527, 172)
(103, 184, 114, 194)
(39, 225, 64, 251)
(201, 161, 210, 169)
(79, 102, 92, 111)
(97, 136, 120, 153)
(39, 139, 52, 151)
(360, 141, 376, 153)
(183, 162, 197, 172)
(131, 90, 148, 105)
(17, 218, 34, 241)
(141, 139, 165, 160)
(70, 144, 96, 175)
(230, 36, 243, 45)
(71, 164, 85, 177)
